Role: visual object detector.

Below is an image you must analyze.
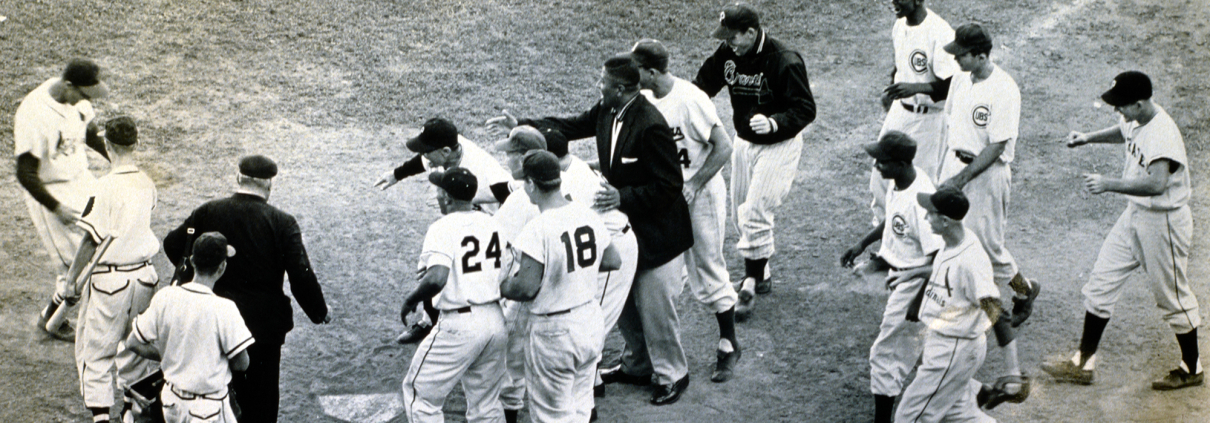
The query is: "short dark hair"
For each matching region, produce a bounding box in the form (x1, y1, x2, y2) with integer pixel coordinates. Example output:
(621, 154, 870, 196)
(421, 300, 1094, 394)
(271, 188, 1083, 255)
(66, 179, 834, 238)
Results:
(630, 39, 669, 73)
(604, 55, 641, 90)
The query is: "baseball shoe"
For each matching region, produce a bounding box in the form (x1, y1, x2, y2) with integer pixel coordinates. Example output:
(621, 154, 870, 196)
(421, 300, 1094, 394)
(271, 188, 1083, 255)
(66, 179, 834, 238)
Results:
(600, 366, 652, 386)
(755, 277, 772, 295)
(735, 277, 757, 322)
(981, 375, 1030, 410)
(590, 407, 598, 422)
(594, 383, 605, 397)
(1010, 278, 1042, 327)
(711, 343, 741, 383)
(651, 374, 689, 405)
(394, 322, 432, 344)
(1040, 359, 1094, 385)
(1152, 368, 1204, 391)
(35, 312, 75, 342)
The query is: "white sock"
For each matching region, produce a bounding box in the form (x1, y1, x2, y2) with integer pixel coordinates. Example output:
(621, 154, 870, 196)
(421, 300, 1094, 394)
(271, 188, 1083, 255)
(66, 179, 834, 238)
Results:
(1179, 360, 1203, 374)
(1071, 352, 1096, 370)
(718, 338, 735, 353)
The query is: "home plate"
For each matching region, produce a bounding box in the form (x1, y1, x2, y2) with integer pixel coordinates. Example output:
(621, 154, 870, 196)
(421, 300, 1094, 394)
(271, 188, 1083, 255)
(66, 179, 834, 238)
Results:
(318, 392, 403, 423)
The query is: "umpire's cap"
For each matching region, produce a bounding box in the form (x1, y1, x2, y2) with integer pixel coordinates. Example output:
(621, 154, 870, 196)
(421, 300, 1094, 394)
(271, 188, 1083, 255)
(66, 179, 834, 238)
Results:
(239, 155, 278, 179)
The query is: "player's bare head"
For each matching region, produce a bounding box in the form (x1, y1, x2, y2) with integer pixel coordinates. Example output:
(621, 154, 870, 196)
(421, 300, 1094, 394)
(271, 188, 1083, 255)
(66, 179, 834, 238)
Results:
(890, 0, 924, 19)
(918, 187, 969, 234)
(945, 24, 993, 59)
(521, 150, 563, 197)
(631, 39, 670, 74)
(431, 167, 478, 206)
(61, 58, 109, 103)
(236, 155, 277, 194)
(103, 116, 138, 154)
(713, 3, 760, 55)
(191, 232, 236, 278)
(865, 131, 916, 177)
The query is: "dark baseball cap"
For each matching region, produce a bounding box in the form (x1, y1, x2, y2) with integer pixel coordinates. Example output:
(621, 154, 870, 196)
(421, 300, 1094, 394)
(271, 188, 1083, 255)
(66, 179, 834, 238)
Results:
(238, 155, 278, 179)
(431, 167, 478, 201)
(494, 125, 546, 153)
(191, 232, 236, 270)
(104, 116, 138, 146)
(1100, 71, 1152, 107)
(522, 150, 562, 185)
(62, 58, 109, 100)
(541, 128, 569, 158)
(406, 118, 460, 153)
(712, 3, 760, 40)
(917, 186, 970, 221)
(864, 131, 917, 162)
(944, 24, 993, 56)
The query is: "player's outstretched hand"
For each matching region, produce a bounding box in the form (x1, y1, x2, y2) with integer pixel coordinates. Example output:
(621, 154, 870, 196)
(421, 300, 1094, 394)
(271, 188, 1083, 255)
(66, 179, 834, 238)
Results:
(840, 245, 863, 268)
(1082, 173, 1107, 194)
(52, 203, 81, 226)
(374, 169, 400, 190)
(485, 110, 519, 139)
(879, 91, 894, 112)
(1065, 131, 1089, 148)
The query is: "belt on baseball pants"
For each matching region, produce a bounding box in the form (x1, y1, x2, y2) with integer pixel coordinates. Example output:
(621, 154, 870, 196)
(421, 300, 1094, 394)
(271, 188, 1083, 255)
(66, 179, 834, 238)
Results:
(536, 309, 572, 317)
(901, 102, 937, 114)
(92, 261, 153, 275)
(954, 150, 977, 165)
(622, 224, 630, 234)
(443, 306, 473, 314)
(168, 384, 228, 401)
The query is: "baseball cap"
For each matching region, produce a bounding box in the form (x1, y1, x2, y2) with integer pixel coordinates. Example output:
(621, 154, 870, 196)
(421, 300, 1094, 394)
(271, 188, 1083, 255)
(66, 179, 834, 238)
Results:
(191, 232, 237, 270)
(522, 150, 562, 185)
(863, 131, 917, 162)
(62, 58, 109, 100)
(104, 116, 138, 146)
(943, 24, 993, 56)
(494, 125, 546, 153)
(541, 128, 569, 158)
(917, 187, 970, 221)
(238, 154, 279, 179)
(712, 3, 760, 40)
(431, 167, 478, 201)
(630, 39, 670, 72)
(1100, 71, 1152, 107)
(406, 118, 460, 153)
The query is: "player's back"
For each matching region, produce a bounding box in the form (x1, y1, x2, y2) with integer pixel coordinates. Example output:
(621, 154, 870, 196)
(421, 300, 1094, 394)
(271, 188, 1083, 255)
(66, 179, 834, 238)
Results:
(136, 284, 252, 394)
(515, 202, 611, 314)
(424, 210, 505, 310)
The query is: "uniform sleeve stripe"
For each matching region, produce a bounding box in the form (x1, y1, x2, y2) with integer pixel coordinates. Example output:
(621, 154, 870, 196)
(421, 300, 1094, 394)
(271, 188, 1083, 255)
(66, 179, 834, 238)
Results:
(132, 317, 150, 344)
(226, 337, 255, 358)
(75, 219, 103, 244)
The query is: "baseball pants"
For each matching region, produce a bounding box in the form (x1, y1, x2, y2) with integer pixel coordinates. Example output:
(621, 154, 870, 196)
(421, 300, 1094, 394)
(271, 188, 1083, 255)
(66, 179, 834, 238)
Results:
(732, 134, 803, 260)
(404, 303, 508, 423)
(75, 265, 159, 409)
(895, 332, 995, 423)
(161, 385, 238, 423)
(938, 156, 1018, 285)
(231, 338, 283, 423)
(501, 300, 531, 411)
(686, 175, 737, 313)
(526, 303, 604, 423)
(23, 176, 95, 275)
(868, 272, 926, 397)
(870, 102, 946, 225)
(591, 228, 637, 393)
(616, 255, 689, 386)
(1083, 204, 1200, 333)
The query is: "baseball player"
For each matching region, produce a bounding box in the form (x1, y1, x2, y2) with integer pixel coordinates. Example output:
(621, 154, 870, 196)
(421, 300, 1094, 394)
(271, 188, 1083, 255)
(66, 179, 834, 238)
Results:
(1041, 71, 1203, 390)
(127, 232, 254, 423)
(17, 58, 110, 340)
(869, 0, 957, 226)
(67, 117, 161, 423)
(840, 132, 942, 423)
(501, 150, 621, 422)
(631, 39, 741, 382)
(376, 118, 514, 343)
(400, 167, 508, 423)
(694, 2, 817, 319)
(895, 187, 999, 423)
(936, 23, 1039, 395)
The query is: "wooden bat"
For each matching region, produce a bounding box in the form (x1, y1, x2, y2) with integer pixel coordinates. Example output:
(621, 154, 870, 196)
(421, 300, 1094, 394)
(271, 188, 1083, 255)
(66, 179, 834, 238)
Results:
(43, 236, 114, 332)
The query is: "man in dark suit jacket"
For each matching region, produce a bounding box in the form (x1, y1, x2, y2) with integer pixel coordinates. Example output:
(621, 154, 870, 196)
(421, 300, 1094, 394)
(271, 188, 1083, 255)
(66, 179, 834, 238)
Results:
(487, 54, 694, 406)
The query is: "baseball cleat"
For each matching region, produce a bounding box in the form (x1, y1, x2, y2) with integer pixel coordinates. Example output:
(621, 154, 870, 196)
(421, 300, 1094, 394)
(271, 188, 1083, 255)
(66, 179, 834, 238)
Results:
(982, 375, 1030, 410)
(1010, 278, 1042, 327)
(1040, 359, 1094, 385)
(755, 277, 772, 295)
(735, 277, 756, 322)
(710, 345, 742, 383)
(651, 374, 690, 405)
(394, 322, 433, 344)
(1151, 368, 1204, 391)
(36, 313, 75, 342)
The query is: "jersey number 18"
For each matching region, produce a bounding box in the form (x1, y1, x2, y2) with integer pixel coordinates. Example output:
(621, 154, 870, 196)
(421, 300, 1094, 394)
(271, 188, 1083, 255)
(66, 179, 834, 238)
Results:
(559, 226, 598, 273)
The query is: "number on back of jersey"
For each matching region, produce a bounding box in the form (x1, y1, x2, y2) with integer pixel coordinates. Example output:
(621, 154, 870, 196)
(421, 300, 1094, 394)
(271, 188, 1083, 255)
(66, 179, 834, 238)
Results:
(558, 226, 598, 273)
(461, 232, 502, 273)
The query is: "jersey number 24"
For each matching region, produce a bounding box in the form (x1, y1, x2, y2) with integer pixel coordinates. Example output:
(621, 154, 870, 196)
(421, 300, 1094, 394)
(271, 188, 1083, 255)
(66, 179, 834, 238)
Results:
(461, 233, 502, 273)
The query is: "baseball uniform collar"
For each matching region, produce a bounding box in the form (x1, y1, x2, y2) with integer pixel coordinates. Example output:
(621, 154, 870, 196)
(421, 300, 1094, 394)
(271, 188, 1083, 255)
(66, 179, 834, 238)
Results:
(111, 164, 139, 174)
(180, 282, 216, 295)
(234, 189, 268, 200)
(754, 30, 766, 55)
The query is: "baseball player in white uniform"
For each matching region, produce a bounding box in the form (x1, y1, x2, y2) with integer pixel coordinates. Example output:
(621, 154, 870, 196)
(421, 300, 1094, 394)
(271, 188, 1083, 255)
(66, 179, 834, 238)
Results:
(1042, 71, 1203, 390)
(502, 151, 621, 423)
(127, 232, 254, 423)
(841, 132, 943, 423)
(870, 0, 957, 226)
(631, 39, 742, 382)
(17, 59, 109, 340)
(67, 117, 160, 423)
(895, 188, 999, 423)
(936, 24, 1039, 397)
(399, 167, 509, 423)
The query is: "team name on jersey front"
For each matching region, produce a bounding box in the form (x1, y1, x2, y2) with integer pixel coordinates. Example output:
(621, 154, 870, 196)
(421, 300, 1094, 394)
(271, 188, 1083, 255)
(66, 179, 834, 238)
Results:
(724, 60, 765, 96)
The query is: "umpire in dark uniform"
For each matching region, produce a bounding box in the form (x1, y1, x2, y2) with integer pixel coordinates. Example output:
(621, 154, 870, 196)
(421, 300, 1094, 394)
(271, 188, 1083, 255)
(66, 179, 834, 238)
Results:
(164, 155, 331, 422)
(488, 54, 695, 405)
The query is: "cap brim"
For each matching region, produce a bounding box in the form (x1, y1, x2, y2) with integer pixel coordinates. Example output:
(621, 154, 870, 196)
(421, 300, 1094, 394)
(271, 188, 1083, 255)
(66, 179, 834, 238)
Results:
(942, 41, 970, 56)
(78, 82, 109, 100)
(493, 138, 514, 152)
(712, 25, 738, 40)
(917, 192, 939, 212)
(1100, 90, 1132, 107)
(862, 142, 891, 161)
(406, 135, 436, 153)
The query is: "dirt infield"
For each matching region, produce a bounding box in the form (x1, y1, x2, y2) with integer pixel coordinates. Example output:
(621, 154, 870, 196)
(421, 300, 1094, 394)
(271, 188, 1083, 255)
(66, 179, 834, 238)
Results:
(2, 0, 1209, 421)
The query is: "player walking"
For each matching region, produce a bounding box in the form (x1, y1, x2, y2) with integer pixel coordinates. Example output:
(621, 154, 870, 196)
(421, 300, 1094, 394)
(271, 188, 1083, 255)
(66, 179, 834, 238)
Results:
(501, 151, 622, 422)
(400, 167, 509, 423)
(1041, 71, 1203, 390)
(869, 0, 957, 226)
(895, 187, 999, 423)
(127, 232, 254, 423)
(631, 39, 741, 382)
(694, 2, 817, 319)
(936, 23, 1039, 397)
(840, 132, 943, 423)
(17, 58, 110, 340)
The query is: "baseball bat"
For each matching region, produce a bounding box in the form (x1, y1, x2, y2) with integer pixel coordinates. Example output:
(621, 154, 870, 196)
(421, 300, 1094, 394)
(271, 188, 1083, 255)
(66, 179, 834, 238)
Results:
(43, 236, 114, 332)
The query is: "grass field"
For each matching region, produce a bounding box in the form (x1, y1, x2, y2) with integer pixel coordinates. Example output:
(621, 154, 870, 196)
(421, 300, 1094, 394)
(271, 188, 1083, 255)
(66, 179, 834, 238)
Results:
(3, 0, 1210, 421)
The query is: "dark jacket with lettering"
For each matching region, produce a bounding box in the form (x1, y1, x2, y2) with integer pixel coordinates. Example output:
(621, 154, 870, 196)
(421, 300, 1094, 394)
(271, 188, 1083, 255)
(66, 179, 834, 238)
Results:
(164, 193, 328, 345)
(693, 31, 817, 145)
(520, 96, 693, 270)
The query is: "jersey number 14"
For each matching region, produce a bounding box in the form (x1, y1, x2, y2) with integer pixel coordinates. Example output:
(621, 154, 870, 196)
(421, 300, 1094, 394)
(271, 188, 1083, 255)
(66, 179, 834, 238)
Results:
(559, 226, 598, 273)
